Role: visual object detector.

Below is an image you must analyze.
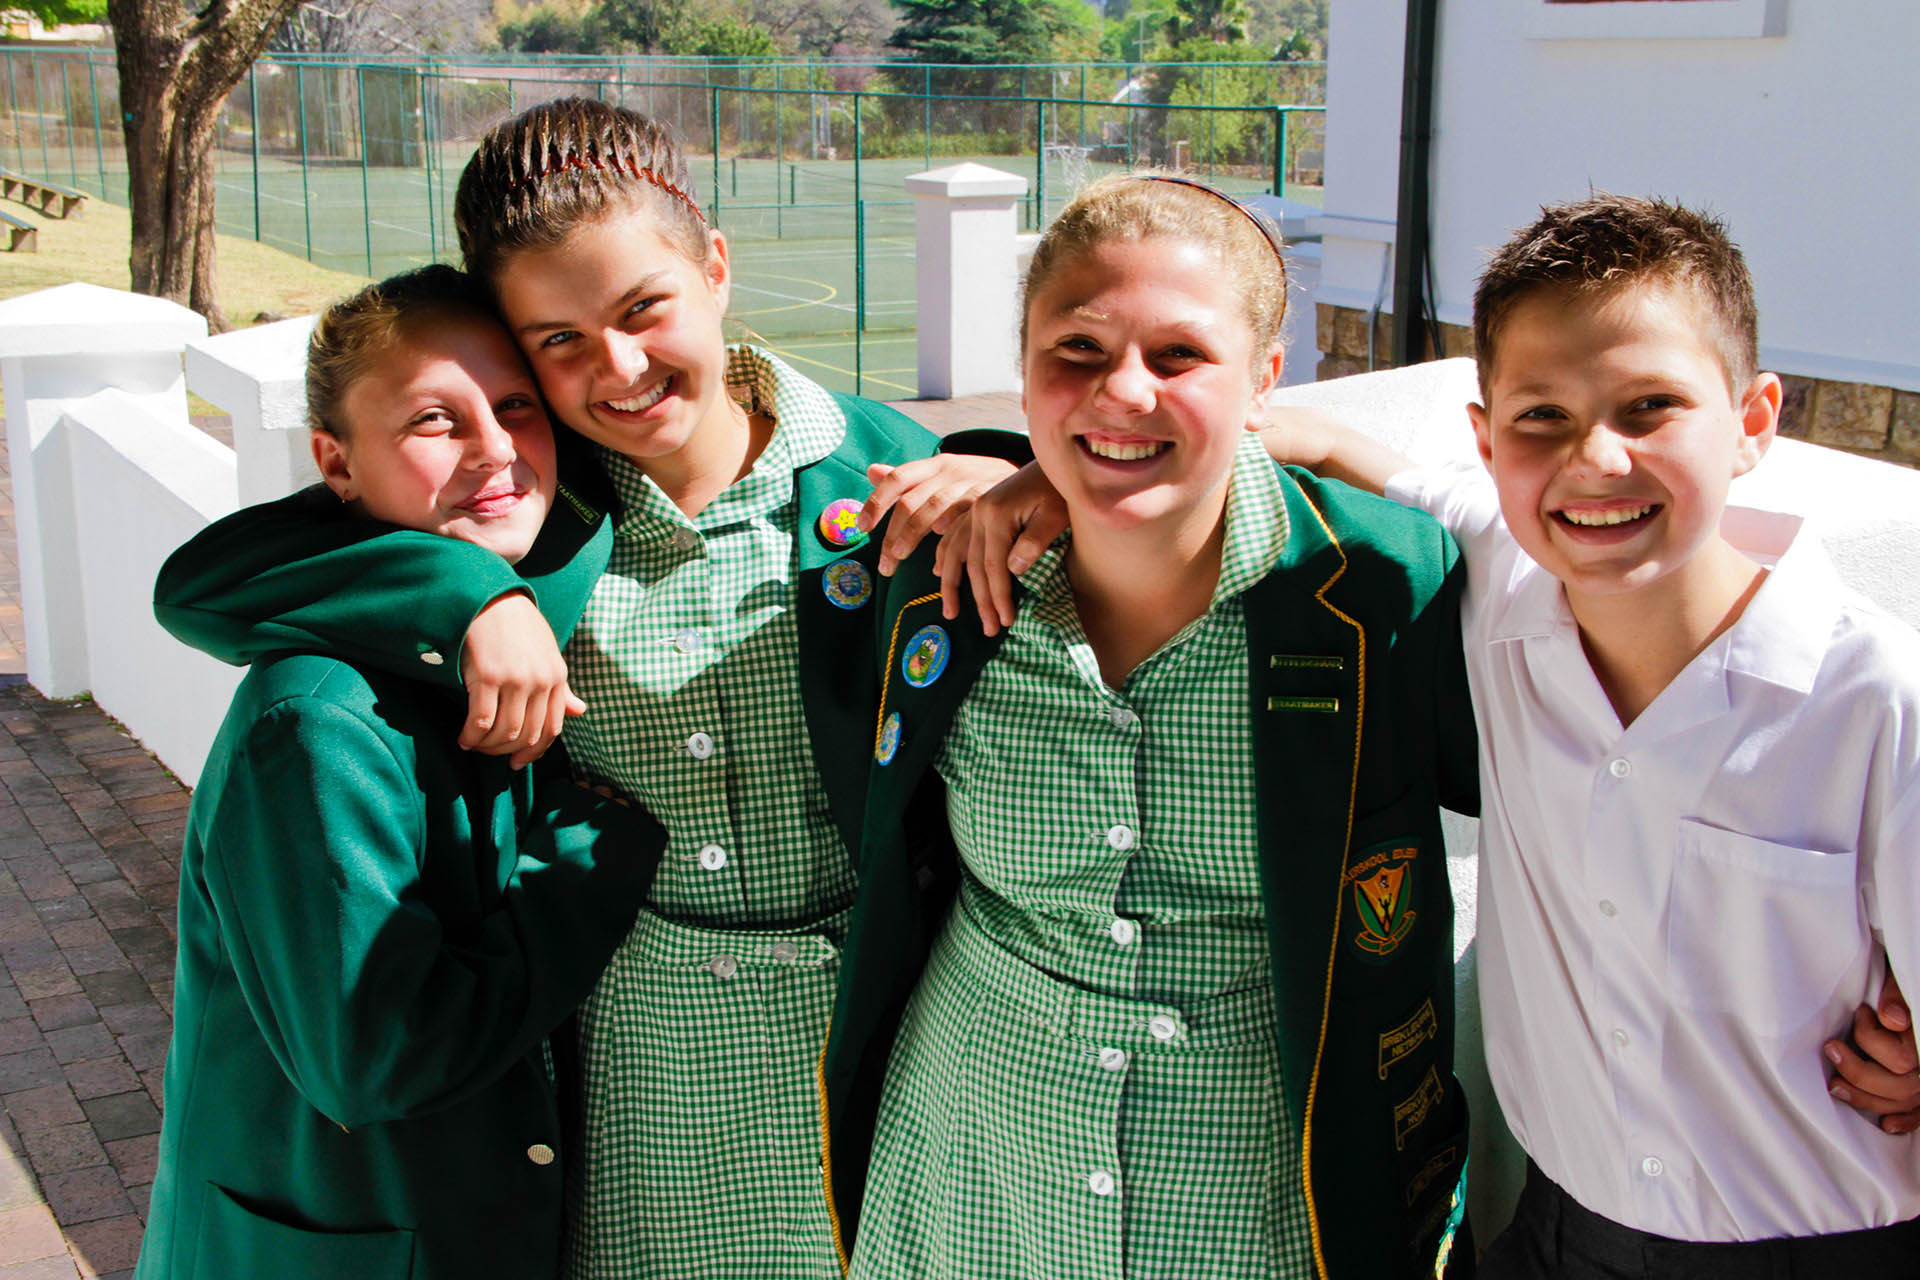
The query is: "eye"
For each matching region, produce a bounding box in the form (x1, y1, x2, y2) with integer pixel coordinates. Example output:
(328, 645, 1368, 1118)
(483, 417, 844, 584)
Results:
(407, 407, 454, 432)
(1051, 335, 1103, 362)
(1512, 404, 1567, 429)
(1158, 343, 1208, 364)
(495, 393, 543, 420)
(624, 295, 665, 323)
(536, 329, 578, 351)
(1629, 394, 1683, 414)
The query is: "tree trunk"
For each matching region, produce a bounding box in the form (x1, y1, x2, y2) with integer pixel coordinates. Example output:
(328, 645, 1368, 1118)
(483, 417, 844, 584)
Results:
(107, 0, 304, 331)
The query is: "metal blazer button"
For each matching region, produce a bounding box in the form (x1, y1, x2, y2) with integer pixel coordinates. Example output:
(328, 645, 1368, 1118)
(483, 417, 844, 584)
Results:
(527, 1143, 555, 1166)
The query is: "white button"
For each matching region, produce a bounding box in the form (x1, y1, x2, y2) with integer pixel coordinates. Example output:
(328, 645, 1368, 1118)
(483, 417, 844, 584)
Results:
(1641, 1156, 1664, 1178)
(673, 628, 703, 654)
(1087, 1170, 1115, 1197)
(1109, 918, 1137, 947)
(1097, 1047, 1128, 1072)
(1612, 1028, 1630, 1049)
(698, 843, 728, 871)
(1148, 1014, 1179, 1042)
(1106, 824, 1136, 852)
(708, 955, 738, 979)
(1598, 899, 1618, 917)
(1608, 757, 1631, 778)
(673, 528, 699, 550)
(527, 1142, 555, 1166)
(419, 649, 445, 666)
(771, 942, 800, 963)
(1109, 706, 1137, 729)
(686, 732, 715, 760)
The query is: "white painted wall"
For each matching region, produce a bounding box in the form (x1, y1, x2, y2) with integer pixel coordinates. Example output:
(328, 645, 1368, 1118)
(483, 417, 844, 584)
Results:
(1319, 0, 1920, 391)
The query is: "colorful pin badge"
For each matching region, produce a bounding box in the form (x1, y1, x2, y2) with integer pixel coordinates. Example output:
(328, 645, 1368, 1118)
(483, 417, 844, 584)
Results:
(876, 711, 902, 765)
(822, 558, 874, 610)
(817, 498, 868, 550)
(901, 625, 950, 689)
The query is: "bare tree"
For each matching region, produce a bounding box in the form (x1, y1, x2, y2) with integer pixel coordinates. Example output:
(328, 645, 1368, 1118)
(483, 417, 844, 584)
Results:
(106, 0, 305, 329)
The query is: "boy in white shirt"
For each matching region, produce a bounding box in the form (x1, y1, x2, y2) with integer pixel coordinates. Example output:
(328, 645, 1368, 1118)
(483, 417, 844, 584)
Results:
(1263, 194, 1920, 1276)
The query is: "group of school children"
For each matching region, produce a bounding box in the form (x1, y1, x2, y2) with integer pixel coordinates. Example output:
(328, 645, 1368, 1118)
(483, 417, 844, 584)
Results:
(127, 94, 1920, 1280)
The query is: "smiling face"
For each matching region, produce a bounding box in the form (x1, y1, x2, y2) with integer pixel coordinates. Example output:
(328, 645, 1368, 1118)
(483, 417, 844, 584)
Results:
(1022, 235, 1281, 542)
(315, 315, 556, 564)
(1469, 278, 1779, 611)
(492, 202, 735, 471)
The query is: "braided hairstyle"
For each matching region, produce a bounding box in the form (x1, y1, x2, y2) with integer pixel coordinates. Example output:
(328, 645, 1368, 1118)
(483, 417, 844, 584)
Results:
(454, 96, 710, 283)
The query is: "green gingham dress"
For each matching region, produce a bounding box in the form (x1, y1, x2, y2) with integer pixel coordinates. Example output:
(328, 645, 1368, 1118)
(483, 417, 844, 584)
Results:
(559, 346, 855, 1280)
(850, 434, 1318, 1280)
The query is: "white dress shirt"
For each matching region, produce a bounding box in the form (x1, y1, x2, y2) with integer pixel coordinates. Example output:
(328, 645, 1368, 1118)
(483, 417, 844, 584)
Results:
(1391, 463, 1920, 1241)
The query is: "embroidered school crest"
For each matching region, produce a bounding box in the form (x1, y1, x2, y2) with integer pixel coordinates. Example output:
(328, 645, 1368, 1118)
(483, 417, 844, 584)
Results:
(1345, 839, 1420, 960)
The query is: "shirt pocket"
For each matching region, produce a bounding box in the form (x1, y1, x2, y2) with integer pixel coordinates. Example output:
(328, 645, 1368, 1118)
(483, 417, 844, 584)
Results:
(1665, 820, 1865, 1037)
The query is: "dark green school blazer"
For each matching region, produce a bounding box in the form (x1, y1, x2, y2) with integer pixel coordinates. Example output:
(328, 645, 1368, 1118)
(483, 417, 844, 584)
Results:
(152, 399, 1025, 873)
(140, 475, 669, 1279)
(820, 463, 1482, 1280)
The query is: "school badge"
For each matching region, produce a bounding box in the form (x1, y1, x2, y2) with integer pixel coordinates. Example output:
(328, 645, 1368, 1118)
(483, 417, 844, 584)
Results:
(875, 711, 902, 765)
(1345, 839, 1420, 961)
(901, 625, 950, 689)
(822, 558, 873, 610)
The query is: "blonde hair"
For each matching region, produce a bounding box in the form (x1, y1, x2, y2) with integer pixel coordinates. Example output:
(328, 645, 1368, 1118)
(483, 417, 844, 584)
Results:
(1022, 173, 1288, 368)
(454, 97, 708, 283)
(306, 265, 499, 437)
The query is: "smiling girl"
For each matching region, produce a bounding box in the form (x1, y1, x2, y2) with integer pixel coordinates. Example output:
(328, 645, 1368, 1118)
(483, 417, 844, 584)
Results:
(821, 176, 1482, 1279)
(137, 267, 661, 1280)
(151, 99, 1015, 1279)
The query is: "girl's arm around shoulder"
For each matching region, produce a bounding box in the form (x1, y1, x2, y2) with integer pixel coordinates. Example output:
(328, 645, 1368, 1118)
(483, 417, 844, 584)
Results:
(199, 670, 655, 1127)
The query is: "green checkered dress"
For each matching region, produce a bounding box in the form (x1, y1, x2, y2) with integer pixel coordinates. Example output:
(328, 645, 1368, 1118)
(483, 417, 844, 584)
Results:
(561, 347, 854, 1279)
(852, 434, 1318, 1280)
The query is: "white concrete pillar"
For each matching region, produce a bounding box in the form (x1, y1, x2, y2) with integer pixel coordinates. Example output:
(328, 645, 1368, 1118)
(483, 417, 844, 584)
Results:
(0, 283, 206, 696)
(906, 163, 1029, 399)
(186, 314, 319, 506)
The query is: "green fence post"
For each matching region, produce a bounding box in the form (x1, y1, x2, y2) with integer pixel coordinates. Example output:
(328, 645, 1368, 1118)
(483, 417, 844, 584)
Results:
(60, 59, 77, 186)
(709, 85, 720, 221)
(923, 65, 931, 172)
(86, 57, 105, 198)
(297, 64, 314, 263)
(358, 66, 374, 274)
(775, 64, 783, 238)
(853, 93, 863, 394)
(731, 154, 737, 196)
(29, 50, 48, 178)
(1271, 106, 1286, 197)
(1033, 99, 1045, 227)
(4, 55, 17, 173)
(246, 66, 266, 241)
(423, 71, 437, 261)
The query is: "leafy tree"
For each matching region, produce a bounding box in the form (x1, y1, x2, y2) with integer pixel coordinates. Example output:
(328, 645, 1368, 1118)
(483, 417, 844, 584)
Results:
(888, 0, 1088, 65)
(1245, 0, 1324, 58)
(11, 0, 106, 23)
(86, 0, 305, 327)
(672, 15, 779, 55)
(1164, 0, 1247, 45)
(752, 0, 894, 57)
(495, 0, 602, 51)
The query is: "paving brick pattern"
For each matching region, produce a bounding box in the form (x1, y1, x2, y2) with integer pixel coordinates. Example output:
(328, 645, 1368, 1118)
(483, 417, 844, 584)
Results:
(0, 392, 1024, 1278)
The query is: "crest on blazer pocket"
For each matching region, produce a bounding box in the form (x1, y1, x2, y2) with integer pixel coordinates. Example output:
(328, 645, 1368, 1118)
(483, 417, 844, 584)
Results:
(1345, 838, 1420, 962)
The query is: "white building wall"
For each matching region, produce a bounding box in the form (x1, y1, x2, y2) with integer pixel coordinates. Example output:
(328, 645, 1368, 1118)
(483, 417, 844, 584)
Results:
(1320, 0, 1920, 391)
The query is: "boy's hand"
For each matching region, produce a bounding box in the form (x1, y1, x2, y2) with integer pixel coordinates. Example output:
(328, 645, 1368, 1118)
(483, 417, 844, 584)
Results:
(459, 591, 585, 769)
(860, 456, 1018, 576)
(1825, 971, 1920, 1133)
(932, 461, 1066, 635)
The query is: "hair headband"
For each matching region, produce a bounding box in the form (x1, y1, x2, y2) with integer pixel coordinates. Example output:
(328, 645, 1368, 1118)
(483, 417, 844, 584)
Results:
(506, 151, 707, 226)
(1135, 174, 1285, 264)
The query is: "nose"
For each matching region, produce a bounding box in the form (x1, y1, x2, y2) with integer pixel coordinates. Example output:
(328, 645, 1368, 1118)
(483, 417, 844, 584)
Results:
(1094, 347, 1156, 414)
(598, 328, 649, 384)
(467, 411, 517, 472)
(1569, 420, 1632, 477)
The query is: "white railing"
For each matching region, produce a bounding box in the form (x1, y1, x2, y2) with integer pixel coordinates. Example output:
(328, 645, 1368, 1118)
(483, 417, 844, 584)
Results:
(6, 186, 1920, 1242)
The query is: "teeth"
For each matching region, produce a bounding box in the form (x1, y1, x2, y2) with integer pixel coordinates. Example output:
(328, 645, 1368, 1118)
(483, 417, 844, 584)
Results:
(1085, 438, 1169, 461)
(1561, 505, 1654, 527)
(606, 379, 670, 413)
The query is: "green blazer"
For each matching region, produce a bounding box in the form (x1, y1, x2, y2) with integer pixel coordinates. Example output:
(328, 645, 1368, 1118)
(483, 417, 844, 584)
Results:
(152, 399, 1024, 865)
(139, 482, 668, 1278)
(821, 464, 1481, 1280)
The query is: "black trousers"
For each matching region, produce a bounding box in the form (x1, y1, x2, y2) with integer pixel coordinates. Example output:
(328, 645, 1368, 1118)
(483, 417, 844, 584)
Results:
(1479, 1160, 1920, 1280)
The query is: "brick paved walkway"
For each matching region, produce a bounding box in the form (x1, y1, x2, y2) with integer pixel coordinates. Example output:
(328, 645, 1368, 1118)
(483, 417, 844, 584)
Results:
(0, 392, 1025, 1278)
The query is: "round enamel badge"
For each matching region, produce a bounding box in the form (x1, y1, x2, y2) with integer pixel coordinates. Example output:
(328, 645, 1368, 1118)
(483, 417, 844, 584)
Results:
(901, 625, 950, 689)
(816, 498, 868, 550)
(822, 558, 873, 610)
(876, 711, 902, 765)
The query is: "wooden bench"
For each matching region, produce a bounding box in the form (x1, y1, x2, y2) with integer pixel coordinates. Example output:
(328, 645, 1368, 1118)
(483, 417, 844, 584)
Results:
(0, 170, 84, 218)
(0, 208, 38, 252)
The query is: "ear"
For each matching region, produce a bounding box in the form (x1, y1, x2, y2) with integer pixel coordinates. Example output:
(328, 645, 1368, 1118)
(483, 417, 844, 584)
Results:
(1731, 371, 1781, 478)
(1468, 400, 1495, 473)
(311, 430, 356, 502)
(704, 228, 733, 314)
(1252, 344, 1285, 403)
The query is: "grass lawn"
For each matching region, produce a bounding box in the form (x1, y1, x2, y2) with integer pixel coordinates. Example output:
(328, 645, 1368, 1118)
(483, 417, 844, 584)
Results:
(0, 191, 369, 317)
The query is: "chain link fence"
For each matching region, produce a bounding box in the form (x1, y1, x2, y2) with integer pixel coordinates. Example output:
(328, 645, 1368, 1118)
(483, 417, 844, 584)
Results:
(0, 48, 1324, 395)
